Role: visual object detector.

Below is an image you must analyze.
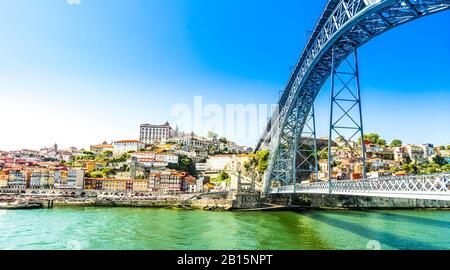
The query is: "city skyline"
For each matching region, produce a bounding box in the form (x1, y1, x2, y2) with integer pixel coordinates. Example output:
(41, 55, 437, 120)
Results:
(0, 0, 449, 150)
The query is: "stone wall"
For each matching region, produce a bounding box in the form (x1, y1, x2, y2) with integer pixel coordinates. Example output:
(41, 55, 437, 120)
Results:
(231, 193, 261, 209)
(268, 193, 450, 209)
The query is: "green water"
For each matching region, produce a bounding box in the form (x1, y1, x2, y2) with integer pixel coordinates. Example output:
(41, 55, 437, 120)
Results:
(0, 208, 449, 250)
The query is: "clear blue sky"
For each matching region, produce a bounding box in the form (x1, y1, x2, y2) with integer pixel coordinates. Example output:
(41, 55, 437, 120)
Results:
(0, 0, 449, 150)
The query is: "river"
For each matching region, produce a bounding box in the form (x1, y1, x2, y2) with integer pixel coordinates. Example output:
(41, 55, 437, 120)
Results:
(0, 208, 448, 250)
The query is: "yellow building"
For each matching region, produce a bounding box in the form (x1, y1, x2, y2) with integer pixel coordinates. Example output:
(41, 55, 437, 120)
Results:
(0, 175, 8, 188)
(84, 178, 148, 192)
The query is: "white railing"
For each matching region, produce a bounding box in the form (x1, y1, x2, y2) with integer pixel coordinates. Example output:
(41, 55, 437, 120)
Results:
(270, 174, 450, 201)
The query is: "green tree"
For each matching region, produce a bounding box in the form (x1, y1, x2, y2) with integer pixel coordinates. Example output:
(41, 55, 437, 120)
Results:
(447, 145, 450, 150)
(390, 139, 403, 147)
(218, 137, 228, 144)
(207, 131, 218, 140)
(168, 155, 197, 176)
(365, 133, 380, 144)
(377, 139, 387, 146)
(433, 155, 447, 166)
(256, 150, 270, 174)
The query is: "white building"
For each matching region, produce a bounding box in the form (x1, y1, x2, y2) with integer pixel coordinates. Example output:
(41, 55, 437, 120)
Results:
(67, 169, 85, 189)
(130, 152, 178, 164)
(139, 122, 174, 145)
(170, 132, 212, 150)
(207, 155, 232, 171)
(404, 144, 426, 163)
(420, 144, 435, 159)
(113, 140, 145, 155)
(195, 163, 208, 172)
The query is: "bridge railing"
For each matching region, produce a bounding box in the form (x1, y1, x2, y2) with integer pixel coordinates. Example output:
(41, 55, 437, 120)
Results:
(270, 174, 450, 200)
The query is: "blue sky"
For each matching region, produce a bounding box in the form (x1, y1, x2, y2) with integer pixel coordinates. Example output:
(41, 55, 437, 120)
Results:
(0, 0, 449, 150)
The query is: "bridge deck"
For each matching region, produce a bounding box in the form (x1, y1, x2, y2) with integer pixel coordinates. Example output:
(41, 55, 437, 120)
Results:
(270, 174, 450, 201)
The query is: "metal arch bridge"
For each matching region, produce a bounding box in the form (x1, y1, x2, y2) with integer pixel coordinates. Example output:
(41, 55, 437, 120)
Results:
(256, 0, 450, 199)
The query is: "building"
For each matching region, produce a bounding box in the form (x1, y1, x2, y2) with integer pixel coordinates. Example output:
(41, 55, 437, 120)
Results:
(130, 152, 178, 164)
(140, 122, 174, 145)
(90, 143, 114, 155)
(195, 163, 208, 172)
(420, 144, 435, 159)
(8, 170, 30, 189)
(207, 155, 232, 171)
(113, 140, 145, 155)
(170, 132, 212, 150)
(84, 178, 148, 192)
(67, 169, 85, 189)
(148, 171, 185, 193)
(182, 175, 197, 193)
(404, 144, 426, 163)
(231, 154, 255, 171)
(29, 170, 55, 189)
(0, 172, 8, 188)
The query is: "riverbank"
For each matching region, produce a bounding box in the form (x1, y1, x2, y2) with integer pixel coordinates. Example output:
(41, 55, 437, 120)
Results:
(51, 198, 235, 211)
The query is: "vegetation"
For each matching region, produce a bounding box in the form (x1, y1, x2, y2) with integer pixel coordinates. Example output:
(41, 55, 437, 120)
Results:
(242, 150, 270, 183)
(168, 155, 196, 176)
(211, 171, 231, 184)
(390, 139, 403, 147)
(207, 131, 218, 141)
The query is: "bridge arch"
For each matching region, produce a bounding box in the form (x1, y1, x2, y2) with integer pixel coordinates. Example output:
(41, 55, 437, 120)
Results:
(261, 0, 450, 193)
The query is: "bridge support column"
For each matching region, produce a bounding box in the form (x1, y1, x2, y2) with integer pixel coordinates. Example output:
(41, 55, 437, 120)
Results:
(295, 105, 319, 192)
(328, 45, 367, 186)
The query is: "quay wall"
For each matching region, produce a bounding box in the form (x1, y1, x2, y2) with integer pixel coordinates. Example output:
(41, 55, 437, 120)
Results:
(267, 194, 450, 210)
(52, 198, 235, 211)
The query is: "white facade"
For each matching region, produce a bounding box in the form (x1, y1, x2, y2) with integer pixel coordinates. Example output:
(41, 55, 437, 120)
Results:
(131, 152, 178, 164)
(113, 140, 145, 155)
(195, 163, 208, 172)
(140, 122, 174, 145)
(67, 169, 84, 189)
(170, 133, 212, 150)
(207, 155, 232, 171)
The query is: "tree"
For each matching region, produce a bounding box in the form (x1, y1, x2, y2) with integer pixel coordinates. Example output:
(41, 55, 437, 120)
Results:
(377, 139, 387, 146)
(256, 150, 270, 174)
(390, 139, 403, 147)
(207, 131, 218, 140)
(168, 155, 196, 176)
(433, 156, 447, 166)
(218, 137, 228, 144)
(447, 145, 450, 150)
(365, 133, 380, 144)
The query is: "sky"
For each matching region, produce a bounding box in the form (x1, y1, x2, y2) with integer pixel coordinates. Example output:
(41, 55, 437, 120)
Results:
(0, 0, 449, 151)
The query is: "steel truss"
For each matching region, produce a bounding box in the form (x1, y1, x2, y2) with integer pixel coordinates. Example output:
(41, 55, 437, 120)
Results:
(262, 0, 450, 194)
(270, 174, 450, 201)
(327, 46, 367, 182)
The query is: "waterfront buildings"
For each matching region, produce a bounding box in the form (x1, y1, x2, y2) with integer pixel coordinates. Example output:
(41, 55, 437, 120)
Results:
(84, 178, 148, 192)
(148, 171, 186, 193)
(139, 122, 174, 145)
(113, 140, 145, 155)
(7, 170, 30, 189)
(67, 169, 85, 189)
(0, 174, 8, 188)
